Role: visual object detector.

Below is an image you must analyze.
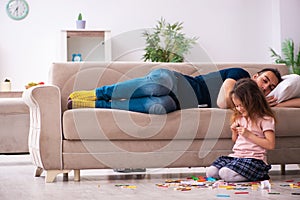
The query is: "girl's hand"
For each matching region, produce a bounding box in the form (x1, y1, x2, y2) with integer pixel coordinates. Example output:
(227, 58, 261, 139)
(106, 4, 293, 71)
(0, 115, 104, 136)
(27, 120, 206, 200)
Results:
(230, 123, 239, 134)
(231, 123, 239, 142)
(236, 127, 251, 138)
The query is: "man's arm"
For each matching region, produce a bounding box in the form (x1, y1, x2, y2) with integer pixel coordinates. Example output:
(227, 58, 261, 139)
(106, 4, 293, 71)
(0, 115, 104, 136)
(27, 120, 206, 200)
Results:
(276, 97, 300, 108)
(217, 78, 236, 109)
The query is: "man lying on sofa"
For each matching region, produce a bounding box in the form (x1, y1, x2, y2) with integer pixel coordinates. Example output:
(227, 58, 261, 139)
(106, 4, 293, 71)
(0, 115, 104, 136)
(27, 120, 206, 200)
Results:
(67, 67, 300, 114)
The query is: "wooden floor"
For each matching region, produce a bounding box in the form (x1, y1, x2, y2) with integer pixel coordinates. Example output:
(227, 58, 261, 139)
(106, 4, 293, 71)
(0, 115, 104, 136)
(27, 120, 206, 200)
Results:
(1, 154, 300, 200)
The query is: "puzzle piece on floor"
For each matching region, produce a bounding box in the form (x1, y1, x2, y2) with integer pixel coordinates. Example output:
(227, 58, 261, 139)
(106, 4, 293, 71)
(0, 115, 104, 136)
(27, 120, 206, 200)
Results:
(115, 184, 137, 189)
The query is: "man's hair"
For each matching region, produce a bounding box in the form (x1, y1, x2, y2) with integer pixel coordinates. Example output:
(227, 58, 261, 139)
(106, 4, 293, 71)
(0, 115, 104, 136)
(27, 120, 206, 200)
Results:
(257, 68, 283, 83)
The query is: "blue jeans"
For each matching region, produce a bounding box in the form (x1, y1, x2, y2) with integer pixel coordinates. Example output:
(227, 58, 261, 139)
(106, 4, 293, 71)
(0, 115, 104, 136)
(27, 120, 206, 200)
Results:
(95, 68, 179, 114)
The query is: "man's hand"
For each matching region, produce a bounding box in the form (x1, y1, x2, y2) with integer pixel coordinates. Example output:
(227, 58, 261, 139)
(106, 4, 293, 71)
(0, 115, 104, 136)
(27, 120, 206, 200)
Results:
(266, 95, 278, 107)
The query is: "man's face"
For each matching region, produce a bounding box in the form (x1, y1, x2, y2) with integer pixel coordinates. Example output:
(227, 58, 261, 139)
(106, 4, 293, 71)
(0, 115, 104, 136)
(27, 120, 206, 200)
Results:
(252, 71, 279, 96)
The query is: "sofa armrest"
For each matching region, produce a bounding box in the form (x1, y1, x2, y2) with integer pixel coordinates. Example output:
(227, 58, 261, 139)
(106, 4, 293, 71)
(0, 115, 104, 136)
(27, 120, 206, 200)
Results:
(22, 85, 63, 170)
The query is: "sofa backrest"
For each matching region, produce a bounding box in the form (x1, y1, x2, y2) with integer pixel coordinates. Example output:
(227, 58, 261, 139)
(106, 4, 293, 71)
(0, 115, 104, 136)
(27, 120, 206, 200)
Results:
(49, 62, 288, 112)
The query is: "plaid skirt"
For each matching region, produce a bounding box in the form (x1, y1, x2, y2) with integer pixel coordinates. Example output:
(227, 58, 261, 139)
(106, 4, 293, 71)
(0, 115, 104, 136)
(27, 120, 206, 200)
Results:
(212, 156, 271, 181)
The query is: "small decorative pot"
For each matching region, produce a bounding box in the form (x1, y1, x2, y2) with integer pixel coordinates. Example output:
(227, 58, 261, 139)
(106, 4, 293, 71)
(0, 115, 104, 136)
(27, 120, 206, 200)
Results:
(1, 82, 11, 91)
(76, 20, 86, 29)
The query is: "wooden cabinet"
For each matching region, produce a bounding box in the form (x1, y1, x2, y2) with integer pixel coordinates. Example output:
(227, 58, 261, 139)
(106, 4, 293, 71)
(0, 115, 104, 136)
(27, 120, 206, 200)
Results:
(61, 30, 111, 62)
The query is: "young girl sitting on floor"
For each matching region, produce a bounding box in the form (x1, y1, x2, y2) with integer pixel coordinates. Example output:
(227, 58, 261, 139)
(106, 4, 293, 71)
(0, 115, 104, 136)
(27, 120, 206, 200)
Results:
(206, 78, 276, 182)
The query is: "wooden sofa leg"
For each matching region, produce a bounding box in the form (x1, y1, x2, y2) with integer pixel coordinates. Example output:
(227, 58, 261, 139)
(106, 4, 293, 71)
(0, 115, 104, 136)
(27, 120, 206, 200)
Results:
(74, 170, 80, 182)
(46, 170, 71, 183)
(63, 173, 68, 181)
(35, 167, 44, 177)
(281, 164, 286, 175)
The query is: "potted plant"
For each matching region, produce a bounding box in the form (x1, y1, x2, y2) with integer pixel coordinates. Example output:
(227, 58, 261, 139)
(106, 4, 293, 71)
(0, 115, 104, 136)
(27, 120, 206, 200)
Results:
(142, 18, 198, 62)
(270, 39, 300, 74)
(76, 13, 86, 29)
(1, 78, 11, 91)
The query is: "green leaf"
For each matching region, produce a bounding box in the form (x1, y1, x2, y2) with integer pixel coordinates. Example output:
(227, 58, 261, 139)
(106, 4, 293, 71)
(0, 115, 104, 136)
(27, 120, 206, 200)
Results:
(296, 46, 300, 67)
(142, 18, 198, 62)
(78, 13, 82, 20)
(269, 39, 300, 74)
(281, 39, 294, 67)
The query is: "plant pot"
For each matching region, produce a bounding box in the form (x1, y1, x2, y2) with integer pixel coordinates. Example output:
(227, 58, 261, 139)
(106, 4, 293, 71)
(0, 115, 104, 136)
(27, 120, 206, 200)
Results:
(1, 82, 11, 91)
(76, 20, 86, 29)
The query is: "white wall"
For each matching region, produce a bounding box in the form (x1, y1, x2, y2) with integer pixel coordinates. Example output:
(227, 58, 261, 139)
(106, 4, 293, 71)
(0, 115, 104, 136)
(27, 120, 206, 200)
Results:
(279, 0, 300, 51)
(0, 0, 299, 90)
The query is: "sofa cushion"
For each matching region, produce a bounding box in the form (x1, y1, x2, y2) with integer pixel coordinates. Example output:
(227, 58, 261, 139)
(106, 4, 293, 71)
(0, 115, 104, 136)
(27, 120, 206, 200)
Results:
(272, 107, 300, 137)
(63, 108, 233, 140)
(63, 107, 300, 141)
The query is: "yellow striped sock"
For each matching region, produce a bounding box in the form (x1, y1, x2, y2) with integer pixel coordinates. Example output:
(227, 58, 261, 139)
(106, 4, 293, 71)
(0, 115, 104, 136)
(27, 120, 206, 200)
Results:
(68, 90, 96, 101)
(68, 99, 95, 109)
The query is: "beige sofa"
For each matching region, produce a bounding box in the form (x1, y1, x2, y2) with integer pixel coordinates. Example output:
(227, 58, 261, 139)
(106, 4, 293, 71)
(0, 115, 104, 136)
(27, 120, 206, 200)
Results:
(0, 92, 29, 154)
(22, 62, 300, 183)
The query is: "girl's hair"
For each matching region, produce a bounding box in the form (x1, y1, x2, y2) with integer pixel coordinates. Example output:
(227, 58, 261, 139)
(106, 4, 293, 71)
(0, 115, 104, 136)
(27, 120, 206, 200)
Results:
(230, 78, 276, 124)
